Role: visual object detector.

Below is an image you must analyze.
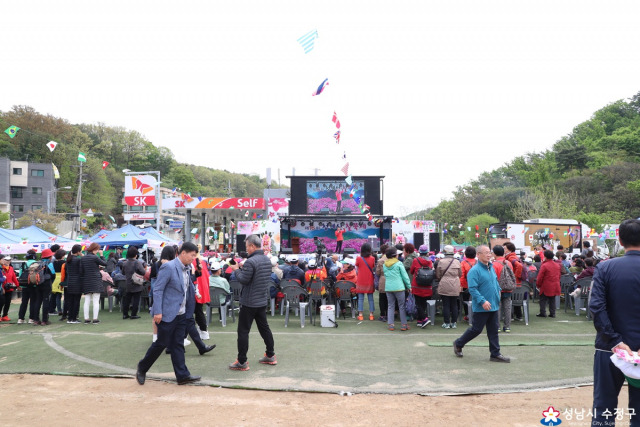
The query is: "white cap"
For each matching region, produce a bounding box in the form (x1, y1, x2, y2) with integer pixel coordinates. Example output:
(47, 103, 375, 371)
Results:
(453, 253, 461, 259)
(308, 259, 317, 268)
(443, 245, 455, 254)
(524, 257, 533, 263)
(341, 257, 355, 266)
(210, 261, 222, 271)
(288, 255, 298, 262)
(2, 255, 12, 261)
(436, 253, 445, 259)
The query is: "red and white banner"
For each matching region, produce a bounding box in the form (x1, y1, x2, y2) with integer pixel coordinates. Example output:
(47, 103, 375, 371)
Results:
(124, 175, 157, 206)
(123, 213, 157, 221)
(162, 197, 266, 210)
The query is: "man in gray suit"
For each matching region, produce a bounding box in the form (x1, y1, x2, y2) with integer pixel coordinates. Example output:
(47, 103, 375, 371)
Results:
(136, 242, 201, 385)
(229, 234, 276, 371)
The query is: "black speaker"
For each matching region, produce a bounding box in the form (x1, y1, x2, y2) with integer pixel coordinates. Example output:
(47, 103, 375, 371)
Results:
(413, 233, 424, 248)
(281, 248, 293, 255)
(343, 248, 357, 256)
(429, 233, 440, 252)
(236, 234, 246, 253)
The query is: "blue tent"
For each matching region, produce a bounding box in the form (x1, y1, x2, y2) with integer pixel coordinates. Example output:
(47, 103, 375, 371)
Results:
(0, 225, 75, 244)
(90, 224, 175, 248)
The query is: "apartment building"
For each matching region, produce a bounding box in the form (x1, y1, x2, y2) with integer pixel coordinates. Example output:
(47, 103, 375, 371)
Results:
(0, 157, 56, 219)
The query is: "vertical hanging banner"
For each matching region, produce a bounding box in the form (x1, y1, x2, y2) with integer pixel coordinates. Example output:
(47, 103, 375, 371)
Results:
(124, 175, 157, 206)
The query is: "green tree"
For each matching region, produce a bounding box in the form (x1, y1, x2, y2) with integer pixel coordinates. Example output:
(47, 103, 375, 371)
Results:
(464, 213, 499, 246)
(15, 210, 62, 234)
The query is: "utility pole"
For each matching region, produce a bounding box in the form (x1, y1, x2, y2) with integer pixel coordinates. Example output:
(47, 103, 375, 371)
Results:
(71, 161, 83, 240)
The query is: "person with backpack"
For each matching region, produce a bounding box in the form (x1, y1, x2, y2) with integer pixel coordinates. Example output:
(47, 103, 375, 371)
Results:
(31, 248, 56, 325)
(355, 243, 376, 321)
(435, 245, 462, 329)
(80, 243, 107, 324)
(504, 242, 524, 321)
(409, 245, 435, 328)
(17, 249, 38, 324)
(492, 245, 516, 333)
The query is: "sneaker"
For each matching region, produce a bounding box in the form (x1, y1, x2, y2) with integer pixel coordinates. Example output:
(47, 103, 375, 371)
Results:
(369, 313, 375, 321)
(400, 324, 410, 331)
(419, 318, 431, 329)
(258, 353, 277, 365)
(60, 317, 67, 322)
(463, 316, 469, 322)
(357, 314, 364, 321)
(451, 322, 457, 329)
(378, 316, 387, 322)
(84, 319, 91, 324)
(92, 319, 100, 324)
(184, 339, 191, 346)
(28, 319, 35, 324)
(229, 360, 250, 371)
(17, 319, 25, 324)
(1, 316, 10, 322)
(514, 317, 523, 322)
(152, 334, 158, 343)
(41, 320, 51, 326)
(536, 313, 547, 318)
(200, 331, 210, 340)
(69, 320, 81, 324)
(33, 321, 41, 326)
(503, 327, 511, 333)
(388, 324, 395, 331)
(442, 323, 450, 329)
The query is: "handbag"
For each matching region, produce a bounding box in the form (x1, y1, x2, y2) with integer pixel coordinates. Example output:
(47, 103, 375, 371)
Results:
(132, 272, 145, 286)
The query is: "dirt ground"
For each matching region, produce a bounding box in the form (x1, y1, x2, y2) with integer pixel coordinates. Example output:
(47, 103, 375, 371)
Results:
(3, 374, 626, 426)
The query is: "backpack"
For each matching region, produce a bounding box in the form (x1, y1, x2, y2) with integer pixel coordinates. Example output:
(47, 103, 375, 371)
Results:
(414, 259, 435, 287)
(27, 262, 47, 285)
(498, 261, 516, 291)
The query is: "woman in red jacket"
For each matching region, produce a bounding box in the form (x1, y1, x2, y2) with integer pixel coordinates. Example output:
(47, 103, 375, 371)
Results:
(355, 243, 376, 321)
(192, 254, 211, 340)
(1, 256, 19, 321)
(409, 245, 434, 328)
(536, 250, 561, 318)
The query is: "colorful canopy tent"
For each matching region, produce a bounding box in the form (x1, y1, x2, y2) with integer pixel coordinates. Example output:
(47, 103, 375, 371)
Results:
(89, 224, 176, 249)
(86, 229, 110, 241)
(0, 225, 76, 254)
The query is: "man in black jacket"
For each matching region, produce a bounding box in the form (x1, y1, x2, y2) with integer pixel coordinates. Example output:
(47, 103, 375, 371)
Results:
(228, 234, 276, 371)
(589, 219, 640, 426)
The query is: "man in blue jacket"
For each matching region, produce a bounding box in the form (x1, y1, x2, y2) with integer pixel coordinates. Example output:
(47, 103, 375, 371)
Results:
(590, 219, 640, 426)
(136, 242, 201, 385)
(453, 245, 510, 362)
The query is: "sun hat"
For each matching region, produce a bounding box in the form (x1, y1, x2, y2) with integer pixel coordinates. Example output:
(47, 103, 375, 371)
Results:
(443, 245, 454, 254)
(41, 248, 54, 258)
(418, 245, 429, 254)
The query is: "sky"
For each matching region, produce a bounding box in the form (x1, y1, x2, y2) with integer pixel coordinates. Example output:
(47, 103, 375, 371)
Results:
(2, 0, 640, 216)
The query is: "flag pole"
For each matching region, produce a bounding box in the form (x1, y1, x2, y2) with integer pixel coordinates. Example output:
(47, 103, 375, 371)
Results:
(71, 160, 83, 240)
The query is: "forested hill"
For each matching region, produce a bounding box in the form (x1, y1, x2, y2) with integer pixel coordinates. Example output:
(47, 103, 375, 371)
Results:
(0, 106, 285, 216)
(411, 91, 640, 240)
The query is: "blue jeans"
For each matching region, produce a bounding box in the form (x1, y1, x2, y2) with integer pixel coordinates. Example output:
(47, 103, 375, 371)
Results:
(455, 310, 501, 358)
(386, 291, 407, 325)
(357, 293, 375, 313)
